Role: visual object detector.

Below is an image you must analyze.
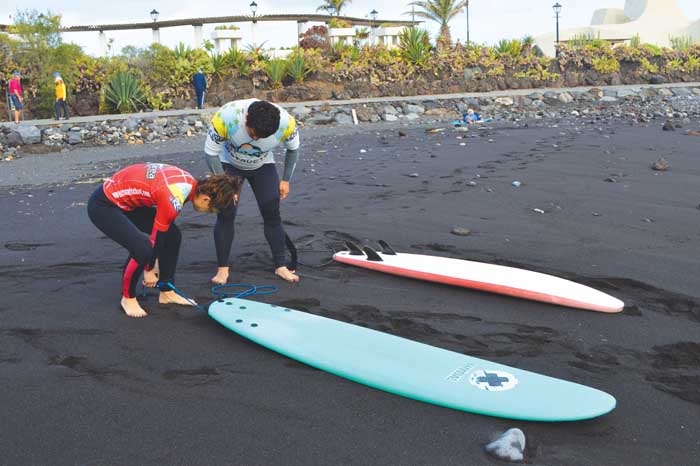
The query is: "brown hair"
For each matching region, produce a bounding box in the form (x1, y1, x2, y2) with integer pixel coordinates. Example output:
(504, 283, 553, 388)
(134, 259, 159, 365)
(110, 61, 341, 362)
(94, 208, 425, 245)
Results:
(195, 174, 243, 212)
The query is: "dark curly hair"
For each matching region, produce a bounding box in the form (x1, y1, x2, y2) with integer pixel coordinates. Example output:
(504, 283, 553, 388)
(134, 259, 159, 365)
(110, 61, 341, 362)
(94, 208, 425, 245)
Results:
(246, 100, 281, 139)
(196, 174, 243, 212)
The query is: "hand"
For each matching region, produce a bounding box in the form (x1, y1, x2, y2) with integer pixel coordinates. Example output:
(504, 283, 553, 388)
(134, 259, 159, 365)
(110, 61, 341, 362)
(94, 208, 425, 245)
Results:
(143, 269, 159, 288)
(279, 181, 290, 200)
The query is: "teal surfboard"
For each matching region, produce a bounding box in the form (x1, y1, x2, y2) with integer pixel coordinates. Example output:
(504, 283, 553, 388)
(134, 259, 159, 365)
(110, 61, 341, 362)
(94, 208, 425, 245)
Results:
(209, 298, 616, 422)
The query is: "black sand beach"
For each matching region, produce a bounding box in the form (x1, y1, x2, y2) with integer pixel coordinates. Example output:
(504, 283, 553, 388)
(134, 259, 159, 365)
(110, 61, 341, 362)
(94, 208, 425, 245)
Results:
(1, 119, 699, 465)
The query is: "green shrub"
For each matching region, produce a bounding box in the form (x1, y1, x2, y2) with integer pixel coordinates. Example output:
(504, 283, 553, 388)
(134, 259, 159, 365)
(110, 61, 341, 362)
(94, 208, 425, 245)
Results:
(399, 28, 431, 66)
(592, 56, 620, 74)
(670, 36, 695, 52)
(642, 44, 664, 56)
(327, 42, 360, 62)
(589, 38, 610, 49)
(665, 59, 684, 73)
(143, 84, 173, 110)
(513, 58, 559, 82)
(685, 55, 700, 73)
(569, 33, 596, 49)
(215, 24, 240, 31)
(629, 34, 641, 48)
(265, 59, 287, 88)
(486, 64, 505, 77)
(328, 18, 351, 28)
(103, 72, 147, 113)
(494, 39, 522, 58)
(639, 58, 659, 74)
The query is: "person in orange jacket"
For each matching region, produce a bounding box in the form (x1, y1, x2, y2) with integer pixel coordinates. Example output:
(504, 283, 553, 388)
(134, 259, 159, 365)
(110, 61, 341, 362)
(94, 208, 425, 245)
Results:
(53, 72, 69, 120)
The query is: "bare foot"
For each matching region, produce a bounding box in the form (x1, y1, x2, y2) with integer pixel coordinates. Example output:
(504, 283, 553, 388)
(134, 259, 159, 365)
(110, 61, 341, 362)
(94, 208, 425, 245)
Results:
(211, 267, 230, 285)
(275, 266, 300, 283)
(159, 290, 197, 306)
(121, 296, 148, 318)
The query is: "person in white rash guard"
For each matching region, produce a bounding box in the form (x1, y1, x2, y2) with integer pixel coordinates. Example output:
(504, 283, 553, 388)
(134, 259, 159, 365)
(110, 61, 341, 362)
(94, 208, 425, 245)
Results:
(204, 98, 301, 284)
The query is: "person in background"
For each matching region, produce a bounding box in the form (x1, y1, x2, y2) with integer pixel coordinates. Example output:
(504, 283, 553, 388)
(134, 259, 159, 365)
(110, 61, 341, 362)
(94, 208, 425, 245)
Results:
(193, 68, 207, 110)
(464, 108, 483, 124)
(53, 72, 69, 120)
(8, 71, 23, 124)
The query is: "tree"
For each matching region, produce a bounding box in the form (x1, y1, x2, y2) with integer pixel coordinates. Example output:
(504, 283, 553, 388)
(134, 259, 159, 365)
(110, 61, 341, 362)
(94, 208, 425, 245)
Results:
(408, 0, 466, 49)
(9, 10, 62, 50)
(317, 0, 352, 16)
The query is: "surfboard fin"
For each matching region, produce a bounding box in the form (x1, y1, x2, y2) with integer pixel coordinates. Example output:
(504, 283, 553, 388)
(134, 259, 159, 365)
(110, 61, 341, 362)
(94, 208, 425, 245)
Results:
(345, 241, 365, 256)
(378, 240, 397, 255)
(363, 246, 383, 262)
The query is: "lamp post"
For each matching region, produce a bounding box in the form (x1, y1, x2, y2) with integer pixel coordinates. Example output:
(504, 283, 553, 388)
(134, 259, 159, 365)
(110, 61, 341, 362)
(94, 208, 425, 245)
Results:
(250, 1, 258, 21)
(553, 2, 562, 56)
(370, 9, 378, 46)
(150, 9, 160, 44)
(465, 0, 470, 46)
(250, 1, 258, 47)
(328, 5, 336, 17)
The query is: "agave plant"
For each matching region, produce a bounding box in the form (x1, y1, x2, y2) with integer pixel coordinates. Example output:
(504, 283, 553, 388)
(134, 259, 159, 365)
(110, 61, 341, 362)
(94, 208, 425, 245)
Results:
(287, 53, 312, 83)
(245, 41, 270, 61)
(399, 27, 431, 66)
(173, 42, 192, 59)
(208, 53, 226, 79)
(103, 72, 147, 113)
(224, 48, 251, 77)
(265, 59, 287, 89)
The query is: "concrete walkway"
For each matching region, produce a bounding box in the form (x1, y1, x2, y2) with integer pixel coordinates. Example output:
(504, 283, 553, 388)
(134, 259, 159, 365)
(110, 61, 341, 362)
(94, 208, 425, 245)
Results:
(4, 81, 700, 128)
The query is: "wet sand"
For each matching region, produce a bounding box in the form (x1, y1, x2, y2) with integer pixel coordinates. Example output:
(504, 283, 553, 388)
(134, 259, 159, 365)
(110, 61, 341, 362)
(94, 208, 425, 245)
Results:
(1, 120, 699, 465)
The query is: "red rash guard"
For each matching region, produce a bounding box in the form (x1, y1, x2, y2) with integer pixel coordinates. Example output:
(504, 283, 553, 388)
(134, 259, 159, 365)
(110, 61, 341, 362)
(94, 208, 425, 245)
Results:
(102, 163, 197, 296)
(103, 163, 197, 240)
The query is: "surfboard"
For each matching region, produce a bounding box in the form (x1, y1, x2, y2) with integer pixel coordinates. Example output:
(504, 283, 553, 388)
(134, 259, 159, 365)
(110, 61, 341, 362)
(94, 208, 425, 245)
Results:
(209, 298, 617, 421)
(333, 242, 624, 313)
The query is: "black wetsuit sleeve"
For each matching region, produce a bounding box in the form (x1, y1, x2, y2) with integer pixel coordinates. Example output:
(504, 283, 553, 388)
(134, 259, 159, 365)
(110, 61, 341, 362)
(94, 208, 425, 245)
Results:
(282, 148, 299, 182)
(148, 230, 168, 269)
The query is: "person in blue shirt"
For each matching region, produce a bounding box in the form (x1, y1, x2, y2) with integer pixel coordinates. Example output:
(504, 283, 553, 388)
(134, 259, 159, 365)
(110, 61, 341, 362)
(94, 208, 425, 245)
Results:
(192, 69, 207, 109)
(464, 108, 483, 124)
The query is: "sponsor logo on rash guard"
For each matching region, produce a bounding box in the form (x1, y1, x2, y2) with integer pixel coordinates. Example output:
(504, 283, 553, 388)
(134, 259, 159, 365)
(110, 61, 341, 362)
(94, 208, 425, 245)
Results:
(146, 163, 164, 179)
(169, 195, 182, 212)
(111, 188, 151, 199)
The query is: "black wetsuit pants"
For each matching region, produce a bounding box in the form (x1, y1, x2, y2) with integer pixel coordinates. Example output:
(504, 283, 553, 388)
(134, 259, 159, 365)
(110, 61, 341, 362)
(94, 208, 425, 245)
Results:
(215, 163, 287, 268)
(87, 186, 181, 298)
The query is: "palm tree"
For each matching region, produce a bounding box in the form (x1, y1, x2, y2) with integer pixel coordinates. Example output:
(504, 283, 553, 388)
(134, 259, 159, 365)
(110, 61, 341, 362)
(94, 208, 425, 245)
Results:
(317, 0, 352, 16)
(409, 0, 466, 48)
(521, 36, 535, 56)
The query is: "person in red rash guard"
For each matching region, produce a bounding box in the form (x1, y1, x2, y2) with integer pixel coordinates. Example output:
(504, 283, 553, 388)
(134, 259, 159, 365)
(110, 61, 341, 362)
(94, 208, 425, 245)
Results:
(87, 163, 242, 317)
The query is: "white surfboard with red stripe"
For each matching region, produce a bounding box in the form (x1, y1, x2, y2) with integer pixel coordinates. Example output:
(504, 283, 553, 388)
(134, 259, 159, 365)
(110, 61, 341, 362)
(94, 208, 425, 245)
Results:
(333, 243, 624, 313)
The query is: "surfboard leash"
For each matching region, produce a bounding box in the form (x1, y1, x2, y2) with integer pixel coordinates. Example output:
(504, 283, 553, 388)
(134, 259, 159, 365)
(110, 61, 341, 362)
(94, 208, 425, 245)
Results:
(155, 281, 279, 313)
